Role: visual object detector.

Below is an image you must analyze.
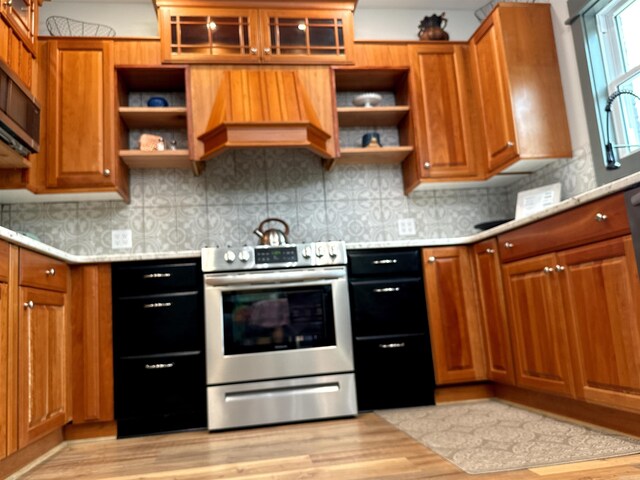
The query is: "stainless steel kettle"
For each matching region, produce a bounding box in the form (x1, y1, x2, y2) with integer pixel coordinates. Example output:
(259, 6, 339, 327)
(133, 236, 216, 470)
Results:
(253, 218, 290, 246)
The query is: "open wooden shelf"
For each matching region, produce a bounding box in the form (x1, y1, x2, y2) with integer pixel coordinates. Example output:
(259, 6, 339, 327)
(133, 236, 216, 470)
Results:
(338, 146, 413, 164)
(337, 106, 410, 127)
(119, 107, 187, 129)
(119, 149, 191, 169)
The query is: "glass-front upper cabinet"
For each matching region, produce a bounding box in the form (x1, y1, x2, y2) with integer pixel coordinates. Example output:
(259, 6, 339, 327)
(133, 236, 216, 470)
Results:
(1, 0, 37, 48)
(157, 4, 354, 64)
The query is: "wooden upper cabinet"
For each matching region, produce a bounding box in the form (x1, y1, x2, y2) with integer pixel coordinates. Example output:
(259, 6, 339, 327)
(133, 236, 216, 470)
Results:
(407, 43, 485, 188)
(0, 0, 37, 51)
(559, 236, 640, 413)
(502, 253, 575, 398)
(472, 239, 514, 385)
(156, 2, 354, 65)
(470, 4, 571, 174)
(422, 247, 486, 385)
(37, 40, 129, 200)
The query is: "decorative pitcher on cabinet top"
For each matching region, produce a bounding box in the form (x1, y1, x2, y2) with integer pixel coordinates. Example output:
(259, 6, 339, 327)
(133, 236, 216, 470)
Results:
(418, 13, 450, 41)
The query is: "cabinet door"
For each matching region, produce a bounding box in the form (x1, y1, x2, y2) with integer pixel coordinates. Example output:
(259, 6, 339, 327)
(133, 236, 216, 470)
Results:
(409, 44, 484, 180)
(472, 239, 514, 384)
(259, 9, 353, 64)
(471, 14, 517, 172)
(45, 40, 119, 189)
(18, 287, 68, 449)
(158, 7, 261, 64)
(559, 236, 640, 412)
(1, 0, 36, 48)
(422, 247, 486, 384)
(0, 281, 8, 461)
(502, 254, 575, 397)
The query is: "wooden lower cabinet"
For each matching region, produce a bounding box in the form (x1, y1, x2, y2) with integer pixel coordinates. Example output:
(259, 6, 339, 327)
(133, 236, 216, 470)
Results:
(472, 239, 514, 384)
(502, 253, 575, 398)
(422, 247, 486, 384)
(559, 236, 640, 413)
(17, 287, 69, 449)
(0, 281, 8, 461)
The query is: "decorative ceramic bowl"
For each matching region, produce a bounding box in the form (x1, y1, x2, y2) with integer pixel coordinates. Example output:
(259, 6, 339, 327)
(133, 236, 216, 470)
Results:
(352, 92, 382, 108)
(147, 96, 169, 107)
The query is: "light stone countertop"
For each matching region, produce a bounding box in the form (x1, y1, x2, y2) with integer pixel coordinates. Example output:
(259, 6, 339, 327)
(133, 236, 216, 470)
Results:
(2, 171, 639, 263)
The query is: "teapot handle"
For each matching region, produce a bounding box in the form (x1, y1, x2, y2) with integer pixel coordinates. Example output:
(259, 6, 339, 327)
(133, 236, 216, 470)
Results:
(440, 14, 447, 29)
(257, 217, 290, 235)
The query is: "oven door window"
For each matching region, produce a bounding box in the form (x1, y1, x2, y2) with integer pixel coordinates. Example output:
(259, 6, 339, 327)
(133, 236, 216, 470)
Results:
(222, 285, 336, 355)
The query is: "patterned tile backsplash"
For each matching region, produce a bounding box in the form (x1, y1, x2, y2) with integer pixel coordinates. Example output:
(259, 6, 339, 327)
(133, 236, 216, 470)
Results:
(0, 146, 597, 255)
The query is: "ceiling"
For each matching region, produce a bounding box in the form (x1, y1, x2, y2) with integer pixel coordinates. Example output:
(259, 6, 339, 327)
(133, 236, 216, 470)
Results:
(46, 0, 489, 9)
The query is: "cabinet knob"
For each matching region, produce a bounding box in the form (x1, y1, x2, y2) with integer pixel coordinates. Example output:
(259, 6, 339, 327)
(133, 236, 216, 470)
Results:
(45, 268, 56, 276)
(543, 266, 554, 274)
(4, 0, 13, 6)
(555, 265, 566, 272)
(485, 248, 495, 254)
(423, 162, 431, 169)
(23, 300, 34, 309)
(595, 212, 608, 222)
(427, 256, 436, 263)
(506, 141, 514, 148)
(250, 47, 258, 55)
(504, 241, 514, 249)
(103, 169, 111, 177)
(263, 48, 271, 55)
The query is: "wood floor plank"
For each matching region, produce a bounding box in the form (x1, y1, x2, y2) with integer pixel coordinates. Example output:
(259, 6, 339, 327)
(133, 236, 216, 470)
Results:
(14, 413, 640, 480)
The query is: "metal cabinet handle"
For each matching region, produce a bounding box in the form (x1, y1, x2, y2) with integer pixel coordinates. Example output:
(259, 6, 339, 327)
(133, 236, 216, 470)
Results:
(485, 248, 495, 254)
(427, 256, 436, 263)
(555, 265, 565, 272)
(373, 287, 400, 293)
(144, 362, 175, 370)
(143, 302, 172, 309)
(543, 266, 554, 274)
(250, 47, 258, 54)
(142, 273, 171, 279)
(504, 242, 514, 249)
(423, 162, 431, 169)
(4, 0, 13, 6)
(595, 212, 608, 222)
(372, 259, 397, 265)
(103, 169, 111, 177)
(263, 48, 271, 55)
(45, 268, 56, 276)
(379, 342, 405, 349)
(23, 300, 34, 309)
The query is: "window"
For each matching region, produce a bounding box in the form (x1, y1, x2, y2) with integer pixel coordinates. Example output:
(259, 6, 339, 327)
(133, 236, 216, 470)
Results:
(569, 0, 640, 183)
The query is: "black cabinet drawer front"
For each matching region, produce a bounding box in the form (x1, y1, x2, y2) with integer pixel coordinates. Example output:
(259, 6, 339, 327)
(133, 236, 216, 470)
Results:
(354, 334, 434, 410)
(113, 260, 200, 296)
(114, 292, 203, 356)
(348, 250, 421, 276)
(115, 353, 206, 419)
(350, 277, 427, 336)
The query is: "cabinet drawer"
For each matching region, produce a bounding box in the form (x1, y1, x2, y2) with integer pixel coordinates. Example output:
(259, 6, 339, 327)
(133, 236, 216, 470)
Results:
(114, 352, 206, 419)
(112, 260, 200, 296)
(348, 249, 421, 276)
(350, 277, 428, 337)
(19, 249, 68, 292)
(498, 193, 629, 262)
(113, 291, 203, 357)
(0, 240, 9, 282)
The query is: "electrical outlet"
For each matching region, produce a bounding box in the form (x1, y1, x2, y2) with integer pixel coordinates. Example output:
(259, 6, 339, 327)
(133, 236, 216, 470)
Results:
(398, 218, 416, 236)
(111, 229, 132, 249)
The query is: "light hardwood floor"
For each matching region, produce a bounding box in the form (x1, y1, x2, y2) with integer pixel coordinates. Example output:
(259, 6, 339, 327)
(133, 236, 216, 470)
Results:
(14, 413, 640, 479)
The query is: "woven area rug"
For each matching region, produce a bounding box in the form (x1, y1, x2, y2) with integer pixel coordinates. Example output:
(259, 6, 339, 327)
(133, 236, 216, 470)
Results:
(376, 399, 640, 474)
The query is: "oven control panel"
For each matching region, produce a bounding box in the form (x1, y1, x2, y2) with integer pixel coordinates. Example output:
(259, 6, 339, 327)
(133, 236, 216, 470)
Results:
(201, 241, 347, 272)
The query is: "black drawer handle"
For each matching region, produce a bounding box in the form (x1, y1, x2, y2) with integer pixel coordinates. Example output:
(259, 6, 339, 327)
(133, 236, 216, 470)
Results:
(373, 287, 400, 293)
(143, 302, 172, 309)
(143, 273, 172, 279)
(379, 342, 405, 349)
(372, 259, 398, 265)
(144, 362, 175, 370)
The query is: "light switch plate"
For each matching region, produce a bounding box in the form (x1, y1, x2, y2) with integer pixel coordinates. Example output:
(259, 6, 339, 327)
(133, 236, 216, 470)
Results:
(111, 229, 132, 249)
(398, 218, 416, 236)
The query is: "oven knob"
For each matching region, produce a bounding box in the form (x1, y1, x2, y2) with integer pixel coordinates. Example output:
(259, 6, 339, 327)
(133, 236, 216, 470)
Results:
(315, 244, 326, 258)
(223, 250, 236, 263)
(238, 249, 251, 262)
(302, 246, 312, 259)
(328, 244, 338, 258)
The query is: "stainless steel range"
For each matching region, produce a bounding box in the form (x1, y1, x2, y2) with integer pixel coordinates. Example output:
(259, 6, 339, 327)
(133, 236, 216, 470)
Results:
(201, 241, 357, 431)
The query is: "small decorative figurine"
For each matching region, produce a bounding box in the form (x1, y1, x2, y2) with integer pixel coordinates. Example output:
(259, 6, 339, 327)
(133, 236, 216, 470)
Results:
(418, 13, 450, 41)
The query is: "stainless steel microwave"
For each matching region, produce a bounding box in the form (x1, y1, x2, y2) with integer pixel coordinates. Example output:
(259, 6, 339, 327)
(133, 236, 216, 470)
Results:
(0, 58, 40, 157)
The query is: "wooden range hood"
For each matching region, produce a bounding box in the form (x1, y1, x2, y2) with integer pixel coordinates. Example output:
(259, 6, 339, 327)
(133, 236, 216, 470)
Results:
(198, 70, 332, 160)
